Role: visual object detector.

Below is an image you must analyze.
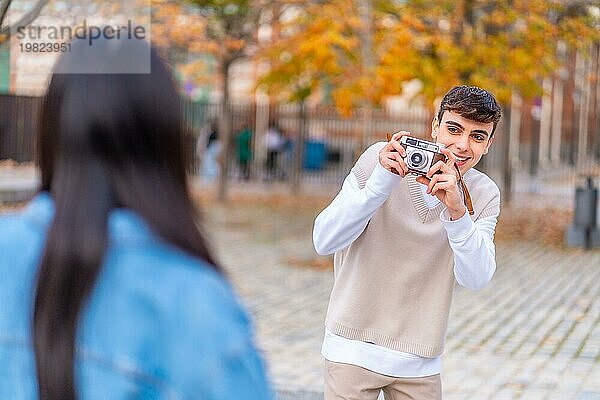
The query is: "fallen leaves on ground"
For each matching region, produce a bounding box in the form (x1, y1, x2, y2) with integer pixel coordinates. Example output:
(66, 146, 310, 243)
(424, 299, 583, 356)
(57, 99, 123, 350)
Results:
(195, 189, 576, 249)
(496, 206, 573, 248)
(285, 256, 333, 270)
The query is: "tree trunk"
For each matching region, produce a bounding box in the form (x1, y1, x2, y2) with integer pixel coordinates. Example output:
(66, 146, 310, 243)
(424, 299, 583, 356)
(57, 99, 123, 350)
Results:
(501, 104, 512, 204)
(504, 91, 524, 205)
(592, 42, 600, 160)
(551, 75, 565, 165)
(217, 60, 232, 201)
(508, 91, 522, 171)
(520, 97, 537, 175)
(291, 100, 307, 194)
(577, 44, 593, 166)
(563, 49, 577, 165)
(358, 0, 374, 152)
(538, 78, 552, 168)
(588, 42, 600, 161)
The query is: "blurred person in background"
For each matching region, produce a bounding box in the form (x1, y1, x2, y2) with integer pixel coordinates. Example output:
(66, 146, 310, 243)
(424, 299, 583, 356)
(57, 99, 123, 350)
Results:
(264, 122, 284, 181)
(199, 120, 221, 181)
(313, 86, 502, 400)
(0, 37, 272, 400)
(236, 123, 253, 180)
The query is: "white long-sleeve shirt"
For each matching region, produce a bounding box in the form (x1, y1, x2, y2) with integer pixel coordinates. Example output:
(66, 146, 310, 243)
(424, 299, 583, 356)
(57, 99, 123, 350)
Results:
(315, 162, 498, 377)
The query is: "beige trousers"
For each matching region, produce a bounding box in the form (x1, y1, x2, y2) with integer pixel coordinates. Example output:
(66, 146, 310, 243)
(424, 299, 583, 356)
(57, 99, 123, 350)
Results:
(324, 360, 442, 400)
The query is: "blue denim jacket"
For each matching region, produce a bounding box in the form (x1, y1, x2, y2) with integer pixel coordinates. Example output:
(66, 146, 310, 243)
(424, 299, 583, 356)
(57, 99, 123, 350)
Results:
(0, 193, 272, 399)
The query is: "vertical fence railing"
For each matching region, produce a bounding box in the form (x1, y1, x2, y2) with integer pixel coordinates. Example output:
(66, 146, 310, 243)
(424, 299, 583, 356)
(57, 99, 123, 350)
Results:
(0, 95, 42, 162)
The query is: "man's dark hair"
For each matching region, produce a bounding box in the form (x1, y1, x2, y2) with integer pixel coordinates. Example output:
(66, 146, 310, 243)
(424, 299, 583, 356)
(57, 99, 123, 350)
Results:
(437, 85, 502, 137)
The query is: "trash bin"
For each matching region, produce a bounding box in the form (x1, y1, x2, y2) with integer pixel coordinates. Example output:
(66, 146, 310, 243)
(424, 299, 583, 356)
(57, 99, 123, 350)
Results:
(303, 140, 326, 170)
(566, 176, 599, 249)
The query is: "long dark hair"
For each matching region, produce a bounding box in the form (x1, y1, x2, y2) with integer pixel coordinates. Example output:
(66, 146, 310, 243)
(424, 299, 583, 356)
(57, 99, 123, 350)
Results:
(34, 38, 220, 399)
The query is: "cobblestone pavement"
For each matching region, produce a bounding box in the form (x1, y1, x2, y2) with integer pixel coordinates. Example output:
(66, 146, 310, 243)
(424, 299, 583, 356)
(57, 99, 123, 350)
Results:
(204, 192, 600, 400)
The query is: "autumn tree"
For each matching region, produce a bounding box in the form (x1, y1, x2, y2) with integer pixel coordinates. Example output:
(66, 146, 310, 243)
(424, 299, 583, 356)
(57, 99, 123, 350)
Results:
(258, 1, 360, 104)
(259, 0, 599, 109)
(71, 1, 208, 88)
(256, 0, 364, 188)
(381, 0, 599, 190)
(381, 0, 600, 104)
(151, 0, 207, 76)
(184, 0, 285, 200)
(256, 0, 599, 201)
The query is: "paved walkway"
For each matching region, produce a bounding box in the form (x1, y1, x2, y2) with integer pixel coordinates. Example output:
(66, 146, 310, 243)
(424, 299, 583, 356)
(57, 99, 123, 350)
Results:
(205, 197, 600, 400)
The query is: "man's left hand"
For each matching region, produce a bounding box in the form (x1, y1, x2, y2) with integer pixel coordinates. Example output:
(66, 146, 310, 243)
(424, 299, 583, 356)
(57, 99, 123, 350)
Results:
(415, 148, 466, 220)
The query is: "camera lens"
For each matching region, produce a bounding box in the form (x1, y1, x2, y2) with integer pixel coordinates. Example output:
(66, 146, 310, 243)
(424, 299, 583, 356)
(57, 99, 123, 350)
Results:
(410, 153, 423, 165)
(409, 151, 427, 169)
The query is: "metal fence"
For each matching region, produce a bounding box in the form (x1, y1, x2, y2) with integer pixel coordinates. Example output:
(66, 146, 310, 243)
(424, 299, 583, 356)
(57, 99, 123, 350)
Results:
(2, 94, 599, 202)
(0, 95, 42, 162)
(186, 101, 600, 202)
(186, 101, 433, 185)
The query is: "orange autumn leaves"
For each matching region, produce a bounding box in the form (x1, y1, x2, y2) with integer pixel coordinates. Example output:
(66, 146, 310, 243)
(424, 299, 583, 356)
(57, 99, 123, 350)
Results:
(258, 0, 599, 111)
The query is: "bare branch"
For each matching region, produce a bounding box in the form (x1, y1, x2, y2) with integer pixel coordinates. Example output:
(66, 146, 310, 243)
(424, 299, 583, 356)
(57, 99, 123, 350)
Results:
(0, 0, 49, 37)
(0, 0, 12, 29)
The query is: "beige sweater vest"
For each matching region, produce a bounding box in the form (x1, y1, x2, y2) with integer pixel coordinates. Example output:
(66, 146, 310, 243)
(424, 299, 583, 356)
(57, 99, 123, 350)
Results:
(325, 142, 500, 357)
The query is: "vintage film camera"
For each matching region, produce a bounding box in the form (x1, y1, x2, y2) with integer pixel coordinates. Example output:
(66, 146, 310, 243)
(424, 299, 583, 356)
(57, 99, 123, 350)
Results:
(399, 136, 447, 175)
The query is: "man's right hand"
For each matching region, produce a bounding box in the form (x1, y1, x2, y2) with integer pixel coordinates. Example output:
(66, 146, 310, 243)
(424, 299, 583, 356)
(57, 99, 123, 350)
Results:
(378, 131, 410, 177)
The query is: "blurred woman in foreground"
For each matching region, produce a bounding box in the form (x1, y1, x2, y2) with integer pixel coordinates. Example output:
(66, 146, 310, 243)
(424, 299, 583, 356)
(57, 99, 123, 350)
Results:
(0, 37, 272, 399)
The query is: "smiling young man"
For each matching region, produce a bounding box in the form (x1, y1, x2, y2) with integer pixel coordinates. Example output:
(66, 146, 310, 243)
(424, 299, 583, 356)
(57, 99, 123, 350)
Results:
(313, 86, 502, 400)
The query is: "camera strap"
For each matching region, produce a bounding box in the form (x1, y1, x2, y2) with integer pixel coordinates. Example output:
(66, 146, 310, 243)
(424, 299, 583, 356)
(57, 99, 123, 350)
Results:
(454, 164, 474, 215)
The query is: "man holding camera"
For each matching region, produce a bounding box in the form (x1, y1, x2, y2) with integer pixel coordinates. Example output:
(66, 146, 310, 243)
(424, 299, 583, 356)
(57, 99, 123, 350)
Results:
(313, 86, 502, 399)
